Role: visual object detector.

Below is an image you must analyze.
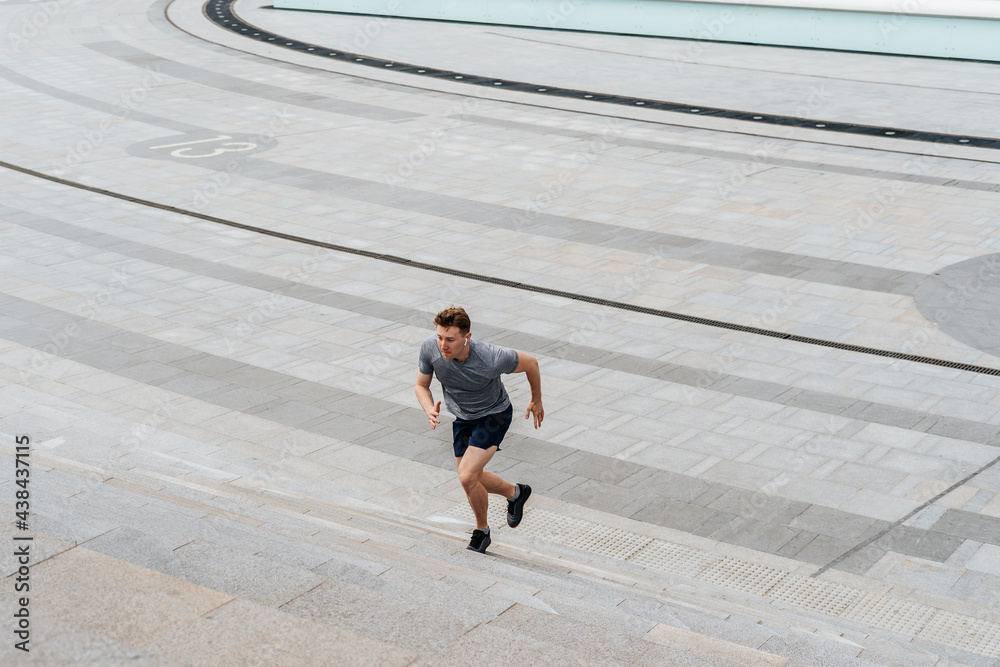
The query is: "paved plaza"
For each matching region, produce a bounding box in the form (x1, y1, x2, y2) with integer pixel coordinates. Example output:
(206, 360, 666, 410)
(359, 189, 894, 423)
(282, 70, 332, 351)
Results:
(2, 0, 1000, 664)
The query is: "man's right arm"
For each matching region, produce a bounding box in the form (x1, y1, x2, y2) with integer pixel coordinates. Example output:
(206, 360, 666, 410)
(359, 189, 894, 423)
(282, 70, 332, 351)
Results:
(415, 371, 441, 429)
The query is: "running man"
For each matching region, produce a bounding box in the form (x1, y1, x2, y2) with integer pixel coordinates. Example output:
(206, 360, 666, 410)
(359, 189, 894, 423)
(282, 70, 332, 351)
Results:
(416, 306, 543, 553)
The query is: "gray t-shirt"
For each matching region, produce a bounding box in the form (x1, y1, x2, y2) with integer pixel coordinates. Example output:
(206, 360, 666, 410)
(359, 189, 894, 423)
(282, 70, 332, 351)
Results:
(418, 336, 520, 420)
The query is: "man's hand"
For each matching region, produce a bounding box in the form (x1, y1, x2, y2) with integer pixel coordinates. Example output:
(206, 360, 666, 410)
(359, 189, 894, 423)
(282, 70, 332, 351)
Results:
(427, 400, 442, 429)
(525, 399, 544, 429)
(415, 371, 440, 429)
(514, 352, 543, 429)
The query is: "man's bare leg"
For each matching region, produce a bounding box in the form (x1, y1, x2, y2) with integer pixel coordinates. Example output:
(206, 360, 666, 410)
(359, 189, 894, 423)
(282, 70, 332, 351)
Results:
(456, 446, 515, 530)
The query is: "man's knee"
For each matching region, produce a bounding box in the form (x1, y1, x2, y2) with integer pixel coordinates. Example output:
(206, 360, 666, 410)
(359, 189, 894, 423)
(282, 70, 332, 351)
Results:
(458, 468, 481, 492)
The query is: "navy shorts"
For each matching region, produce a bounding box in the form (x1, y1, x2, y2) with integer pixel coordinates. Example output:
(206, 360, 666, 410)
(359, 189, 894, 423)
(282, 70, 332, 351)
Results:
(452, 404, 513, 458)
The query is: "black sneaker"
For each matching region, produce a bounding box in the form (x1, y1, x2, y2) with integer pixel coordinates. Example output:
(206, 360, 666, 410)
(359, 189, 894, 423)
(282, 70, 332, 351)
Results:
(467, 528, 491, 553)
(507, 483, 531, 528)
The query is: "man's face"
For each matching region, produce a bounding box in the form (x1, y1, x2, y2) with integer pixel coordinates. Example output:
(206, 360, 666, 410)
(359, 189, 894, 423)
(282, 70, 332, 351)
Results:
(436, 325, 468, 359)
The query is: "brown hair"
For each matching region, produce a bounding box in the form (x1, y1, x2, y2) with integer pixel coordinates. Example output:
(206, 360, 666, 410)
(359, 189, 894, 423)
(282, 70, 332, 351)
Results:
(434, 306, 471, 334)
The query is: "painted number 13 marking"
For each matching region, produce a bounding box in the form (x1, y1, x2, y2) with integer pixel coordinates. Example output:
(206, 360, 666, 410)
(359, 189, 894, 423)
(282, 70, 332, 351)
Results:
(148, 134, 257, 158)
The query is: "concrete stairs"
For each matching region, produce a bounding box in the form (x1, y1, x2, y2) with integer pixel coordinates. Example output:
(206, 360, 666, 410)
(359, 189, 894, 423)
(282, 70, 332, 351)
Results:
(3, 442, 989, 666)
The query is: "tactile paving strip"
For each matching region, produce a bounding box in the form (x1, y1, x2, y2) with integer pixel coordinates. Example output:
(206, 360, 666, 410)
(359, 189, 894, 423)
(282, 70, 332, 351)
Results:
(841, 594, 936, 636)
(767, 575, 857, 617)
(443, 501, 1000, 659)
(627, 540, 714, 579)
(447, 503, 652, 560)
(919, 613, 1000, 657)
(698, 556, 789, 597)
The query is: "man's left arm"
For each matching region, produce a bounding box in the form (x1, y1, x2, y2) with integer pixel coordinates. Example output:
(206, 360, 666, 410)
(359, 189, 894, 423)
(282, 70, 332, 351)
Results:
(514, 351, 543, 428)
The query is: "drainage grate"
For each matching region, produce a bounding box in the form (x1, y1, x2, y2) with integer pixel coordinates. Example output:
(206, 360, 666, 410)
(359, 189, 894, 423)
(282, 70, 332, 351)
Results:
(443, 499, 1000, 659)
(206, 0, 1000, 151)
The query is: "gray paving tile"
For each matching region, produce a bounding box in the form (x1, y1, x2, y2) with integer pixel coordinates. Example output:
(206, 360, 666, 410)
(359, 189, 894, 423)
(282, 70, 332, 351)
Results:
(706, 487, 809, 524)
(102, 332, 168, 353)
(29, 624, 186, 666)
(558, 478, 642, 513)
(907, 638, 1000, 667)
(64, 347, 144, 371)
(348, 566, 511, 624)
(279, 579, 479, 654)
(171, 353, 247, 376)
(208, 386, 280, 412)
(635, 644, 731, 666)
(137, 344, 206, 365)
(827, 543, 887, 575)
(723, 376, 795, 402)
(855, 644, 939, 667)
(308, 413, 386, 441)
(791, 534, 858, 567)
(931, 509, 1000, 547)
(603, 354, 668, 377)
(558, 452, 645, 484)
(157, 373, 233, 397)
(774, 530, 819, 559)
(354, 429, 442, 462)
(630, 499, 720, 533)
(499, 435, 574, 467)
(856, 402, 926, 429)
(217, 366, 301, 392)
(664, 606, 775, 655)
(488, 603, 653, 662)
(173, 539, 326, 607)
(789, 505, 883, 541)
(689, 510, 740, 538)
(369, 404, 428, 433)
(81, 526, 187, 579)
(780, 390, 857, 415)
(928, 419, 1000, 445)
(708, 517, 801, 553)
(251, 400, 330, 427)
(277, 380, 353, 407)
(496, 460, 575, 494)
(114, 360, 187, 384)
(632, 470, 718, 504)
(873, 526, 964, 563)
(947, 569, 986, 603)
(431, 622, 590, 666)
(758, 631, 865, 667)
